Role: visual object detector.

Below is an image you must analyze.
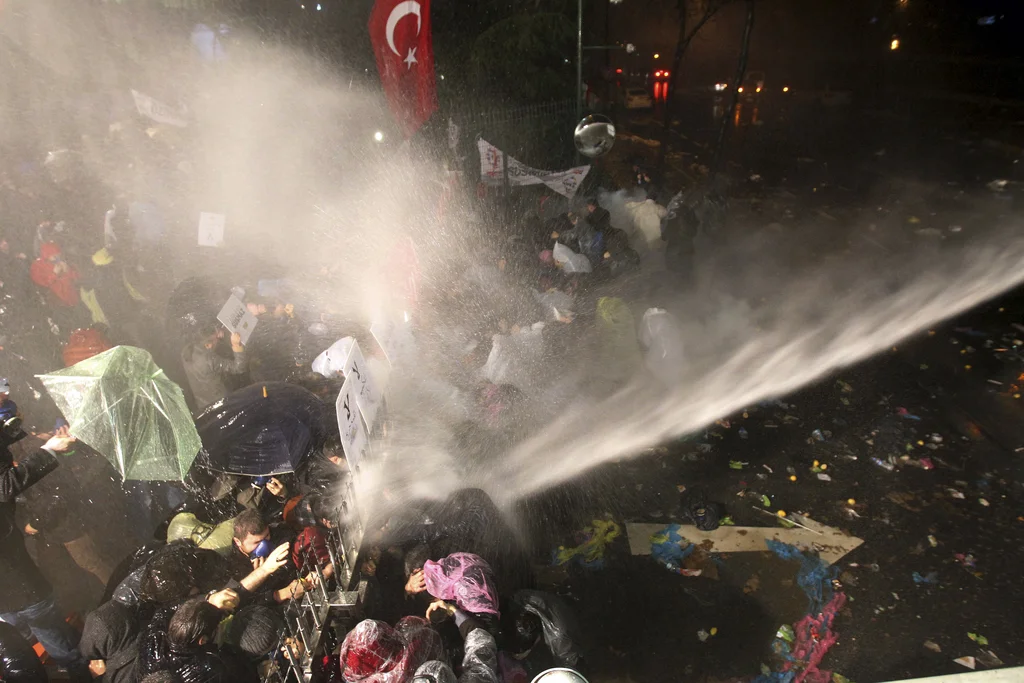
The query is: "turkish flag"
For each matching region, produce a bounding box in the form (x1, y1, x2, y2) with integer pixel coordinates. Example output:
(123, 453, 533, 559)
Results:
(368, 0, 438, 138)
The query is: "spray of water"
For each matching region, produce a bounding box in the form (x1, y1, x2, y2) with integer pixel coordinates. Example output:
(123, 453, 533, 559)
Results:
(6, 4, 1022, 520)
(490, 228, 1024, 502)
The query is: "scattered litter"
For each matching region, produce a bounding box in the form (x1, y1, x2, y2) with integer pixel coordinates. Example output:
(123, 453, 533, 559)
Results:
(739, 427, 749, 439)
(948, 489, 966, 499)
(697, 629, 713, 642)
(776, 624, 795, 643)
(776, 509, 787, 517)
(924, 640, 942, 653)
(847, 499, 856, 505)
(730, 460, 748, 470)
(912, 571, 938, 585)
(871, 457, 896, 472)
(810, 429, 830, 442)
(650, 524, 702, 577)
(928, 535, 938, 547)
(917, 457, 935, 470)
(954, 656, 976, 670)
(896, 407, 922, 420)
(967, 633, 989, 646)
(836, 380, 854, 393)
(552, 519, 621, 569)
(979, 498, 990, 507)
(760, 495, 772, 507)
(954, 553, 976, 569)
(744, 574, 761, 594)
(817, 473, 832, 481)
(790, 475, 798, 482)
(977, 650, 1004, 668)
(762, 464, 774, 474)
(987, 179, 1008, 191)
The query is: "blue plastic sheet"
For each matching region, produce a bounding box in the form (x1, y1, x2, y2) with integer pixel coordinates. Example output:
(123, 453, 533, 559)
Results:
(764, 540, 837, 615)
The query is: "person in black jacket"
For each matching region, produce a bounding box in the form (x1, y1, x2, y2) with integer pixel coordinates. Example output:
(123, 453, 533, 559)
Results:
(0, 423, 90, 682)
(0, 620, 48, 683)
(142, 598, 257, 683)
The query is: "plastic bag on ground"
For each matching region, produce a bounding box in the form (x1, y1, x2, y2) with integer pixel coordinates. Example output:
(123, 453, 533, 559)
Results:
(552, 243, 592, 274)
(423, 552, 501, 616)
(638, 308, 684, 383)
(480, 324, 546, 392)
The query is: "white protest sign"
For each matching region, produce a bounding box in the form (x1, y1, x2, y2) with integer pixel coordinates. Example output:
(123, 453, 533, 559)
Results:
(477, 139, 591, 199)
(131, 89, 189, 128)
(342, 341, 382, 431)
(216, 295, 258, 345)
(336, 377, 369, 472)
(197, 212, 226, 247)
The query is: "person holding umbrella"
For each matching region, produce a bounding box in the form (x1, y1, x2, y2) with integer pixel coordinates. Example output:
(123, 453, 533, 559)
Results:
(0, 394, 91, 682)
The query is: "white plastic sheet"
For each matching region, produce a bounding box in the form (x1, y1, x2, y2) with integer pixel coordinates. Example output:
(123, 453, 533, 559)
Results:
(552, 243, 592, 274)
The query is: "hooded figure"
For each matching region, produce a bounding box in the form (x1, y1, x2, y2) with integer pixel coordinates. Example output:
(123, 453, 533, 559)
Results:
(30, 241, 80, 307)
(336, 618, 444, 683)
(423, 553, 500, 617)
(79, 600, 142, 683)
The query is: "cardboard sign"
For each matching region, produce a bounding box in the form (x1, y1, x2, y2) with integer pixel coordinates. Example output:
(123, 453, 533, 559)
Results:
(131, 89, 188, 128)
(342, 341, 382, 431)
(198, 212, 225, 247)
(336, 377, 369, 472)
(216, 295, 258, 345)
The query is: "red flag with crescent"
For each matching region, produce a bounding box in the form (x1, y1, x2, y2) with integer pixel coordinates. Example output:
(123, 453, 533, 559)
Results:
(368, 0, 438, 138)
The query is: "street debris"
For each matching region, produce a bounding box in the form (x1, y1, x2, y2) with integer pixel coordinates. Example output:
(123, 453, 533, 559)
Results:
(967, 632, 989, 646)
(552, 519, 621, 570)
(954, 656, 976, 670)
(923, 640, 942, 653)
(912, 571, 938, 585)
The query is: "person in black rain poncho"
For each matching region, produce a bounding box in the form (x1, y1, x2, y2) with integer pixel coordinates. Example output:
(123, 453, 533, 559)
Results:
(79, 599, 142, 683)
(0, 416, 90, 682)
(151, 598, 257, 683)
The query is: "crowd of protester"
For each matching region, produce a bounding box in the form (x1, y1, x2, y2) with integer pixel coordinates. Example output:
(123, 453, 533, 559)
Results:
(0, 105, 698, 683)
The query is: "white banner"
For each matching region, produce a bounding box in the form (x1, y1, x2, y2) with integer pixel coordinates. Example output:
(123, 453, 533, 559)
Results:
(477, 139, 590, 199)
(131, 89, 189, 128)
(342, 340, 383, 432)
(336, 377, 370, 472)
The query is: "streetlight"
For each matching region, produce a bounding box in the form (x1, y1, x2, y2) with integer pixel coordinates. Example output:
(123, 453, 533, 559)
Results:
(890, 37, 900, 50)
(653, 53, 660, 59)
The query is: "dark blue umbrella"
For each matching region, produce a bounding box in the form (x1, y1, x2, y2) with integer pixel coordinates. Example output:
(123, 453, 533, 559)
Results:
(196, 382, 338, 476)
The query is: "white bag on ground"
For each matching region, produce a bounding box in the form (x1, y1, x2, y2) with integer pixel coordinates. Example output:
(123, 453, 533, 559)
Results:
(533, 289, 575, 321)
(639, 307, 685, 383)
(481, 323, 546, 390)
(552, 242, 592, 273)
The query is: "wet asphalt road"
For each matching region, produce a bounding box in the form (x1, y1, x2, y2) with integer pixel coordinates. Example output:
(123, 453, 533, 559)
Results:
(516, 96, 1024, 683)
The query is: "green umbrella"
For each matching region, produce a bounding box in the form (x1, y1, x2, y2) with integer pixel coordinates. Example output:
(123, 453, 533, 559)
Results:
(37, 345, 201, 481)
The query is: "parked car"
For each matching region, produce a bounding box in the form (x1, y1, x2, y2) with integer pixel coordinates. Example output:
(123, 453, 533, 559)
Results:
(624, 87, 654, 109)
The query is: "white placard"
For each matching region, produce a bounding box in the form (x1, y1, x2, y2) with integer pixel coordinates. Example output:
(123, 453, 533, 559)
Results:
(477, 139, 591, 199)
(216, 295, 258, 345)
(336, 377, 369, 472)
(131, 89, 189, 128)
(342, 341, 382, 431)
(198, 212, 226, 247)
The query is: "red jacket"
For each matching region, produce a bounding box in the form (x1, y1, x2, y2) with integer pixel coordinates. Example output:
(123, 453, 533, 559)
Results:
(30, 242, 80, 307)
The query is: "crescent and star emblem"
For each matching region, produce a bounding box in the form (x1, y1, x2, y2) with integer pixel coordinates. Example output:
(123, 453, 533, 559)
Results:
(385, 0, 422, 70)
